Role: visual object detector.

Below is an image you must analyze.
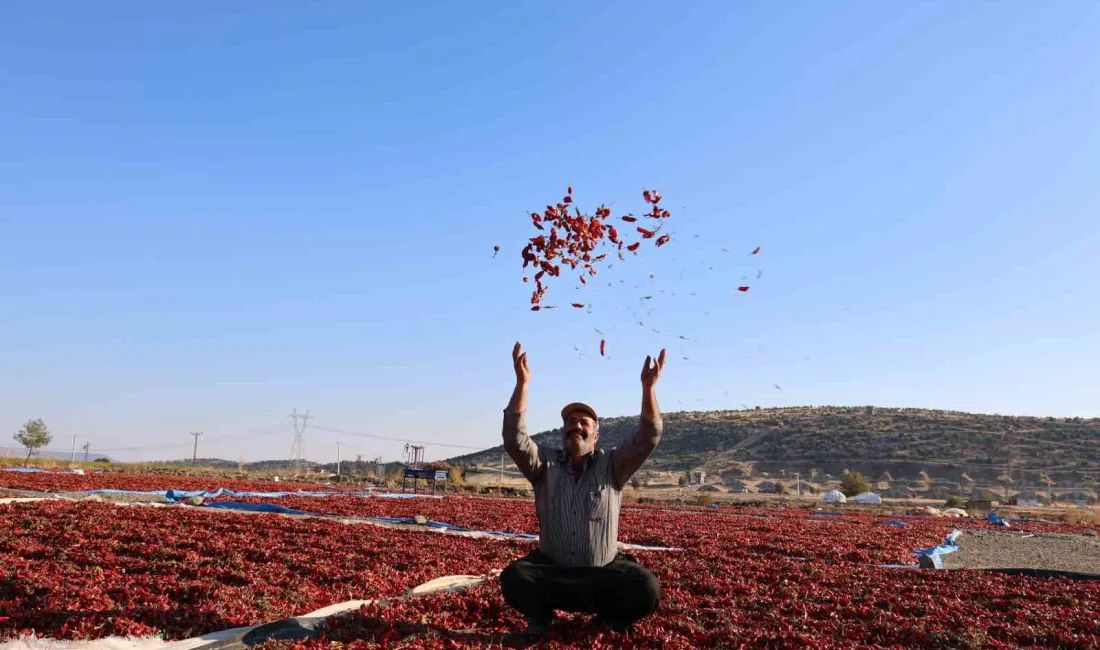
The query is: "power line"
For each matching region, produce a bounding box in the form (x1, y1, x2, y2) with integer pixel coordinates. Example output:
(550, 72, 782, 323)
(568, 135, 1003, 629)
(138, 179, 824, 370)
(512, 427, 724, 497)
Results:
(39, 423, 294, 455)
(309, 424, 483, 450)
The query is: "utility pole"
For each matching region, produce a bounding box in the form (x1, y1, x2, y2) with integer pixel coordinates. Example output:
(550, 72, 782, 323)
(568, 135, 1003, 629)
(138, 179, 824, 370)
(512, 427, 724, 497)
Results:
(500, 451, 505, 495)
(190, 432, 203, 465)
(336, 442, 341, 477)
(71, 434, 77, 462)
(289, 409, 312, 475)
(82, 442, 91, 462)
(795, 472, 801, 499)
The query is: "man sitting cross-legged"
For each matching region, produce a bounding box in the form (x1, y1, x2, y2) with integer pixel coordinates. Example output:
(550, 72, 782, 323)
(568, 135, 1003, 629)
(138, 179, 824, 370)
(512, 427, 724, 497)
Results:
(499, 341, 666, 637)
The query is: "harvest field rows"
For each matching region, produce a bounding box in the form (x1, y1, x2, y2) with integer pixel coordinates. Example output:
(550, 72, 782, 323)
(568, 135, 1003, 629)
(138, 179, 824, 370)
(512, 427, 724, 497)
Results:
(2, 471, 1099, 649)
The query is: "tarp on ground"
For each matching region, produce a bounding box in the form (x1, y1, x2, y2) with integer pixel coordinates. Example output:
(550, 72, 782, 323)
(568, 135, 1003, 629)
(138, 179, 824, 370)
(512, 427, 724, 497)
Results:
(818, 490, 847, 504)
(203, 501, 309, 515)
(912, 530, 962, 569)
(852, 492, 882, 505)
(0, 485, 448, 502)
(198, 500, 680, 551)
(2, 467, 85, 474)
(164, 488, 359, 501)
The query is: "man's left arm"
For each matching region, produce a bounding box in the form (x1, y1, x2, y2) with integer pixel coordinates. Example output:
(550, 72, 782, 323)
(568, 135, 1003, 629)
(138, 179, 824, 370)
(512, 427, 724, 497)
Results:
(612, 349, 666, 490)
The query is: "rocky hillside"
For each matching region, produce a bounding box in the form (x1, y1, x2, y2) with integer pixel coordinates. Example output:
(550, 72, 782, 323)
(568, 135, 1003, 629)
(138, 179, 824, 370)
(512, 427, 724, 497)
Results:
(447, 406, 1100, 488)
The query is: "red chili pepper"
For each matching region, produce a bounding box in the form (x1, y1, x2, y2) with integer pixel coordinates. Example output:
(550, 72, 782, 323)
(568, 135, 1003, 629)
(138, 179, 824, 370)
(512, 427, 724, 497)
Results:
(571, 303, 584, 309)
(515, 187, 674, 309)
(627, 242, 641, 252)
(738, 286, 750, 292)
(751, 246, 761, 255)
(600, 339, 606, 356)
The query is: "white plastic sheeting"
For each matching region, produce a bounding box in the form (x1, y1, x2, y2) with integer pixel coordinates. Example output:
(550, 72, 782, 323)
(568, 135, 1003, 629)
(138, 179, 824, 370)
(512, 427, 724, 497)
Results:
(852, 492, 882, 505)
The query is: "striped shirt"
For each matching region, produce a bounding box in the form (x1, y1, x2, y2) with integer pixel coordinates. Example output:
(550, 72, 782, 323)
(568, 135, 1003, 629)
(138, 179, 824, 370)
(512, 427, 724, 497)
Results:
(502, 409, 662, 567)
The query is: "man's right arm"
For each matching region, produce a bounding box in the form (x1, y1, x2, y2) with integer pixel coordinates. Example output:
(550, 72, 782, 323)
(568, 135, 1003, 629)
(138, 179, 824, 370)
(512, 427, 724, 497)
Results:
(502, 407, 544, 485)
(503, 341, 544, 485)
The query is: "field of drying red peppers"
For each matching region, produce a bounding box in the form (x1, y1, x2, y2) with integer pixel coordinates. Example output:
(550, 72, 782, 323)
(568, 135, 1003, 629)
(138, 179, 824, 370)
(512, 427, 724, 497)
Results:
(2, 473, 1099, 648)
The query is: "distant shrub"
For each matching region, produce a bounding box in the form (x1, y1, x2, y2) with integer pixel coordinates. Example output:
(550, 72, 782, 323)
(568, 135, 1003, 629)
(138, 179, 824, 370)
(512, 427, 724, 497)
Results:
(944, 495, 966, 509)
(840, 471, 870, 497)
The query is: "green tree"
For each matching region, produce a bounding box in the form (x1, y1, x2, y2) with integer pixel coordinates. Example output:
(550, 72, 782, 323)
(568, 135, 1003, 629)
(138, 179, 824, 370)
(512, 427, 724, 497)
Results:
(13, 418, 52, 464)
(839, 470, 870, 497)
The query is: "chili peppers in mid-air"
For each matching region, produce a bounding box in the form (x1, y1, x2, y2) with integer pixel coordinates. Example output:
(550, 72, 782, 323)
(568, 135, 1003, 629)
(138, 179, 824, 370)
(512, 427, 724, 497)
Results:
(518, 187, 672, 310)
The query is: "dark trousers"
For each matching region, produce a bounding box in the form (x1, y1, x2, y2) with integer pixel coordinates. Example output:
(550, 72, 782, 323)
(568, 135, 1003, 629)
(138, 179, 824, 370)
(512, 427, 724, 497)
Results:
(499, 549, 660, 628)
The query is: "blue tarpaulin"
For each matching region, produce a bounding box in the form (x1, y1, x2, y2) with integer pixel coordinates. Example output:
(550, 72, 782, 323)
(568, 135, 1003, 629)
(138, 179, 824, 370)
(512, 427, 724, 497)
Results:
(0, 483, 445, 502)
(203, 501, 309, 515)
(882, 521, 909, 527)
(164, 488, 383, 502)
(986, 512, 1010, 527)
(199, 500, 542, 540)
(912, 530, 962, 569)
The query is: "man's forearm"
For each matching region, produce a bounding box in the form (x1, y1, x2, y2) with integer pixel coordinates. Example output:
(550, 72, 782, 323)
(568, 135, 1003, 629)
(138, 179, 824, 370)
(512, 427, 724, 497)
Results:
(612, 385, 663, 488)
(641, 385, 660, 425)
(507, 381, 528, 414)
(503, 381, 542, 484)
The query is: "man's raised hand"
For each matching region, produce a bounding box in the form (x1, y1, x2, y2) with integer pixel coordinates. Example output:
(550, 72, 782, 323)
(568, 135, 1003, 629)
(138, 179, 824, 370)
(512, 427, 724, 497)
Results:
(641, 349, 667, 389)
(513, 341, 531, 386)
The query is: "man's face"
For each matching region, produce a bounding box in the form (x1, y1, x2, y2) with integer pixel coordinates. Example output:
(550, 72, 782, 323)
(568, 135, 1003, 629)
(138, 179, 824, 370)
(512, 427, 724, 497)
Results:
(562, 411, 599, 459)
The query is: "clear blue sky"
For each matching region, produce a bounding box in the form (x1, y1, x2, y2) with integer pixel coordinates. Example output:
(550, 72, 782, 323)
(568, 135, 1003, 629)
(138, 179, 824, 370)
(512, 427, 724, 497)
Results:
(2, 2, 1097, 464)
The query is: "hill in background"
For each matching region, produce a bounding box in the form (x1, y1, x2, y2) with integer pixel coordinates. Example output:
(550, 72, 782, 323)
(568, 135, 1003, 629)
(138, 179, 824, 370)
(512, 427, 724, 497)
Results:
(447, 406, 1100, 491)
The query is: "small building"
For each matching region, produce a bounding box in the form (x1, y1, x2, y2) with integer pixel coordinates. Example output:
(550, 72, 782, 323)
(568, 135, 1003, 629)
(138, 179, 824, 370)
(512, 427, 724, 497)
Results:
(724, 478, 750, 493)
(1008, 490, 1048, 507)
(967, 487, 1004, 512)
